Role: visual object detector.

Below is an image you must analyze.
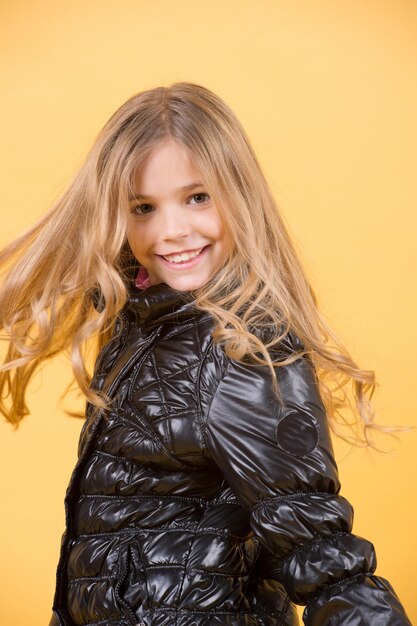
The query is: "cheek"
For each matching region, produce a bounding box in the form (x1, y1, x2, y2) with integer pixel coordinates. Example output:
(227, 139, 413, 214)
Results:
(210, 213, 231, 254)
(127, 222, 150, 257)
(127, 233, 146, 265)
(206, 209, 226, 240)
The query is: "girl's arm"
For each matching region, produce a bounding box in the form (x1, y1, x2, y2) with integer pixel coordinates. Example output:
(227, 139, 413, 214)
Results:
(204, 331, 411, 625)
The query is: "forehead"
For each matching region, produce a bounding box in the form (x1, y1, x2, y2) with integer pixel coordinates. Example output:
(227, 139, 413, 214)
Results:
(131, 139, 204, 198)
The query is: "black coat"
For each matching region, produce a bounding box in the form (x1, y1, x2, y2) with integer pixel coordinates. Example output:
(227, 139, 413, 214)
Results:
(49, 282, 411, 626)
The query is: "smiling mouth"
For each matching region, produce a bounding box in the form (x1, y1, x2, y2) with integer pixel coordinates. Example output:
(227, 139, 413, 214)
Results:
(158, 246, 208, 263)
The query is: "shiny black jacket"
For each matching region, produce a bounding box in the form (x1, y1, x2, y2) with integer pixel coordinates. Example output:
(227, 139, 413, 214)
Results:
(49, 282, 411, 626)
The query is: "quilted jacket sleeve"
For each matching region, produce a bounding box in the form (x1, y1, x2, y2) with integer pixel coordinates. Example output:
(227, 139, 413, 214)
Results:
(204, 331, 411, 625)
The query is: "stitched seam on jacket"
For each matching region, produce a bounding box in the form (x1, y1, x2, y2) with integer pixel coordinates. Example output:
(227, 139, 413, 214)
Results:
(83, 618, 128, 626)
(149, 350, 170, 445)
(81, 327, 163, 452)
(78, 493, 216, 503)
(96, 411, 184, 463)
(75, 526, 253, 542)
(93, 445, 205, 463)
(74, 497, 242, 511)
(137, 361, 201, 393)
(305, 570, 374, 606)
(156, 315, 213, 340)
(193, 317, 203, 359)
(128, 317, 209, 400)
(152, 407, 198, 422)
(136, 607, 265, 615)
(68, 575, 116, 583)
(250, 491, 338, 511)
(81, 610, 272, 626)
(173, 532, 195, 623)
(278, 530, 352, 564)
(197, 345, 232, 444)
(195, 337, 214, 439)
(130, 564, 251, 576)
(80, 606, 287, 623)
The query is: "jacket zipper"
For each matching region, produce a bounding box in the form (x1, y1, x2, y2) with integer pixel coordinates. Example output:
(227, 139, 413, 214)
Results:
(53, 326, 161, 625)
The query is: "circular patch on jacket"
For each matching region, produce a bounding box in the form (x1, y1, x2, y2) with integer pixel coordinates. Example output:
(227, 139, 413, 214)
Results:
(276, 412, 318, 457)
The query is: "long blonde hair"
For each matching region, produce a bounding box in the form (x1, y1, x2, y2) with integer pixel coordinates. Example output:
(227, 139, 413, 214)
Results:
(0, 82, 400, 447)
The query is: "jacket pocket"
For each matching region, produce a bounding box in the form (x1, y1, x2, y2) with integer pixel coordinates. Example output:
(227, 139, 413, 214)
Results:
(115, 540, 146, 624)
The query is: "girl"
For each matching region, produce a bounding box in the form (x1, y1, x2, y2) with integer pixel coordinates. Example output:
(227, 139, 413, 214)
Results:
(0, 82, 411, 625)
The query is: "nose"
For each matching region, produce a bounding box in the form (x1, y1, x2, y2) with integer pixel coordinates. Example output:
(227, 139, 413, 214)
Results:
(158, 207, 191, 242)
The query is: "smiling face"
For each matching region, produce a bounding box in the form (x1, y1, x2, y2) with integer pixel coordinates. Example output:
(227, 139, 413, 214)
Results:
(126, 139, 230, 291)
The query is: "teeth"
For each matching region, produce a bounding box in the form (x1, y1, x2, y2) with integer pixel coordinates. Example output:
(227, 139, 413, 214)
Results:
(163, 247, 204, 263)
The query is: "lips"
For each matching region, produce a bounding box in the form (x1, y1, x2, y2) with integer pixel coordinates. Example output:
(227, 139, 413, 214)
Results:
(162, 248, 203, 263)
(157, 245, 210, 270)
(157, 246, 207, 259)
(164, 250, 202, 263)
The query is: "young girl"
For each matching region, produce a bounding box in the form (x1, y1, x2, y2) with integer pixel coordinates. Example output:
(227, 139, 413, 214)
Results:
(0, 83, 411, 626)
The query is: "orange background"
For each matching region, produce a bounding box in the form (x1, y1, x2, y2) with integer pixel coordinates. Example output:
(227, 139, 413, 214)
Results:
(0, 1, 416, 624)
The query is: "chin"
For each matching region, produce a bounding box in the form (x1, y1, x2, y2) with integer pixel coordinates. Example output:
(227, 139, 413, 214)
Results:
(166, 275, 208, 292)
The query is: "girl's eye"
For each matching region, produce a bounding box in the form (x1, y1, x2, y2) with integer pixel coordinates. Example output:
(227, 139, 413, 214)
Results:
(130, 193, 209, 215)
(190, 193, 210, 204)
(131, 203, 154, 215)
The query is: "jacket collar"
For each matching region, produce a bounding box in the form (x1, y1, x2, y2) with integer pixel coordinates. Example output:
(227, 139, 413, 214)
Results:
(124, 281, 199, 330)
(90, 264, 205, 330)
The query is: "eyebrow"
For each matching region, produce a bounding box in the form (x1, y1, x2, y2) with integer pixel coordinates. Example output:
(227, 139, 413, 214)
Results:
(129, 182, 204, 201)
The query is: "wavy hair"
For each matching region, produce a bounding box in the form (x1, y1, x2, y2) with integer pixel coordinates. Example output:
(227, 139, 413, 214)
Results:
(0, 82, 403, 447)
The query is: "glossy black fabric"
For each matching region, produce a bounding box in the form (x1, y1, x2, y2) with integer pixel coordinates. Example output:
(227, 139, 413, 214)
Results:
(49, 283, 411, 626)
